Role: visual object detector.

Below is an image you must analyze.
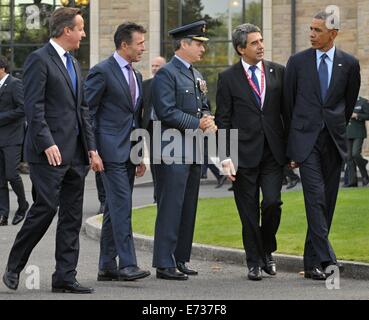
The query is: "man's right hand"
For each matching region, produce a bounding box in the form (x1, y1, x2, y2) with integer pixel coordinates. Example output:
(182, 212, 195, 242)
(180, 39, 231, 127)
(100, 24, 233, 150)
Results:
(288, 160, 300, 169)
(45, 145, 62, 166)
(221, 159, 236, 182)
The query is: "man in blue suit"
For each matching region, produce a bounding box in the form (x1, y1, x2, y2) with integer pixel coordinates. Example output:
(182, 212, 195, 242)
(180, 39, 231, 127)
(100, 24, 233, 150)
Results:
(3, 7, 103, 294)
(285, 11, 360, 280)
(84, 22, 150, 282)
(151, 21, 216, 280)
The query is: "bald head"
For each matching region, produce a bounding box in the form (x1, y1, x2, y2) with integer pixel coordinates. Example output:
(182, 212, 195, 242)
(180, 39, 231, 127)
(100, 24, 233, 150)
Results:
(151, 56, 166, 76)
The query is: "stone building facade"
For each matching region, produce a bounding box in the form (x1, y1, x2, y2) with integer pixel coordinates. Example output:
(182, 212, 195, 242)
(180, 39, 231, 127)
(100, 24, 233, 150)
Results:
(92, 0, 368, 152)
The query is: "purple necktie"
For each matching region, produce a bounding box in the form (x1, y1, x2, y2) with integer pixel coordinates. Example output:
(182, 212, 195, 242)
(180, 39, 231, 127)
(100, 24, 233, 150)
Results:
(126, 63, 136, 107)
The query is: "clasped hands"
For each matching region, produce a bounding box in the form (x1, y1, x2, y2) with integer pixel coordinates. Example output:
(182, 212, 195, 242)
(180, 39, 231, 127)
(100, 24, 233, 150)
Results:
(199, 114, 217, 133)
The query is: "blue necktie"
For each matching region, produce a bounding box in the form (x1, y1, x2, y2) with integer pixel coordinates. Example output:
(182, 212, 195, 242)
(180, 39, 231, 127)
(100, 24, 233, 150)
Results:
(65, 52, 77, 95)
(249, 65, 261, 106)
(318, 53, 328, 101)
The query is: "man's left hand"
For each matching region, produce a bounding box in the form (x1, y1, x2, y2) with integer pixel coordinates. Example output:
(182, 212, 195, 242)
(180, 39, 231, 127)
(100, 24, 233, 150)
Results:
(136, 162, 146, 177)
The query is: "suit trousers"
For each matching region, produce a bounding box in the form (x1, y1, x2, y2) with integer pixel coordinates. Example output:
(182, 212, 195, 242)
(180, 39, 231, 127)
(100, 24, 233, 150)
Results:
(0, 144, 27, 218)
(6, 158, 88, 286)
(99, 161, 137, 271)
(233, 141, 283, 268)
(299, 129, 341, 270)
(153, 163, 201, 268)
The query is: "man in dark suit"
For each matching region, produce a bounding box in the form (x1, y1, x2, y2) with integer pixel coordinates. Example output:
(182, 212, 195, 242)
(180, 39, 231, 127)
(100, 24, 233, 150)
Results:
(285, 11, 360, 280)
(85, 22, 150, 282)
(152, 21, 216, 280)
(0, 56, 29, 227)
(142, 56, 166, 203)
(2, 7, 103, 293)
(344, 96, 369, 187)
(215, 23, 288, 281)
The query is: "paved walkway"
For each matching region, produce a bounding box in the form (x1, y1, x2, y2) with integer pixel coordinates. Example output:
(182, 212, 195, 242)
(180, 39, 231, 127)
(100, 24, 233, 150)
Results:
(0, 170, 368, 300)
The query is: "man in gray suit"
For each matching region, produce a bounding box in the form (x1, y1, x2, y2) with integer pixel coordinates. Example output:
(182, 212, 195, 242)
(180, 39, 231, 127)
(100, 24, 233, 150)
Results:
(0, 56, 29, 226)
(85, 22, 150, 282)
(151, 21, 216, 280)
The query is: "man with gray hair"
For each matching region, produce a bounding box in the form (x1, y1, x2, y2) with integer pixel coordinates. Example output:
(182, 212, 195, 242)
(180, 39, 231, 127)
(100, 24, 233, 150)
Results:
(215, 23, 289, 280)
(285, 10, 360, 280)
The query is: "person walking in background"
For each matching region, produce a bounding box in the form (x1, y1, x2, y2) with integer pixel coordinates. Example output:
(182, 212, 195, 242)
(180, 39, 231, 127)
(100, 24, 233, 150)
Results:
(343, 96, 369, 187)
(285, 11, 360, 280)
(142, 56, 166, 203)
(0, 56, 29, 226)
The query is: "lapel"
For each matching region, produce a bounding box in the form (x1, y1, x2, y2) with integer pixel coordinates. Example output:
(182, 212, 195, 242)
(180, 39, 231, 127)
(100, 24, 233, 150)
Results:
(47, 43, 76, 98)
(133, 68, 142, 110)
(307, 48, 323, 103)
(324, 49, 344, 103)
(108, 56, 134, 111)
(72, 55, 82, 105)
(235, 60, 261, 111)
(0, 75, 11, 98)
(172, 57, 195, 84)
(262, 60, 272, 110)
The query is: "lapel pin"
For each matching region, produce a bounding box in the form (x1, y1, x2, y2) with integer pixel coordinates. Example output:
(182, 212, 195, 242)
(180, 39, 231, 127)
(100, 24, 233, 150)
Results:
(338, 64, 342, 67)
(270, 69, 274, 72)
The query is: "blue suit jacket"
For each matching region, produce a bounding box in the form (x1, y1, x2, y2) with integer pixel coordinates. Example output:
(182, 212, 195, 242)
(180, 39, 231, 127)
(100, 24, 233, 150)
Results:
(151, 56, 209, 163)
(84, 55, 143, 163)
(23, 43, 95, 164)
(285, 48, 360, 162)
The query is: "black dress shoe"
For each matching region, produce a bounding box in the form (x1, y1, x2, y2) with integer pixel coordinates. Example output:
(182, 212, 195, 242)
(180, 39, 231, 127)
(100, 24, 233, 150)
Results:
(156, 267, 188, 280)
(3, 269, 19, 290)
(343, 183, 358, 188)
(262, 255, 277, 275)
(286, 177, 300, 189)
(323, 262, 344, 275)
(176, 262, 198, 275)
(248, 266, 262, 281)
(119, 266, 150, 281)
(52, 281, 94, 294)
(304, 266, 326, 280)
(0, 216, 8, 226)
(362, 176, 369, 186)
(12, 202, 29, 225)
(215, 176, 227, 189)
(97, 269, 119, 281)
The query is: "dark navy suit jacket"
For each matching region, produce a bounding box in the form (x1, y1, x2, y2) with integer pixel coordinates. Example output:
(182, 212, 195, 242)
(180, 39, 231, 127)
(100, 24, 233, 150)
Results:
(84, 55, 143, 163)
(285, 48, 360, 162)
(22, 43, 95, 164)
(0, 75, 25, 147)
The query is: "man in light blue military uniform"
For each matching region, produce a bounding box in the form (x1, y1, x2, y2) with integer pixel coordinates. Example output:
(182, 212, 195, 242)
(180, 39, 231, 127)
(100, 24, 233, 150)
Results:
(151, 20, 216, 280)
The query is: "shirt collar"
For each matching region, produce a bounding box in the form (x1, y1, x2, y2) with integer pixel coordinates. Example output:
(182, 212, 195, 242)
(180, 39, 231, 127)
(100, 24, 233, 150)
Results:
(0, 73, 9, 86)
(113, 51, 130, 69)
(174, 55, 192, 70)
(49, 39, 67, 60)
(241, 58, 263, 72)
(316, 46, 335, 62)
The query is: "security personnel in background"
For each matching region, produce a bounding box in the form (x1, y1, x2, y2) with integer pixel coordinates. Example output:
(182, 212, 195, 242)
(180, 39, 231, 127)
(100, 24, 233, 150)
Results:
(151, 20, 216, 280)
(344, 96, 369, 187)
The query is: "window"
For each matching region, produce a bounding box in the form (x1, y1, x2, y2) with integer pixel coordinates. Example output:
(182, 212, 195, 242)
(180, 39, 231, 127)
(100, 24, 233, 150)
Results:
(161, 0, 263, 109)
(0, 0, 90, 78)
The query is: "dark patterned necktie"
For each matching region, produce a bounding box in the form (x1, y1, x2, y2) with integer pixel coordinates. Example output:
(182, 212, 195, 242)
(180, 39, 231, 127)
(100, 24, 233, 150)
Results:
(319, 53, 328, 101)
(249, 65, 261, 106)
(126, 63, 136, 107)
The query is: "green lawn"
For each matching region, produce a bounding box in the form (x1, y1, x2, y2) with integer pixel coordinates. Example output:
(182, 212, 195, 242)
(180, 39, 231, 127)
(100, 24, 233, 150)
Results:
(131, 188, 369, 263)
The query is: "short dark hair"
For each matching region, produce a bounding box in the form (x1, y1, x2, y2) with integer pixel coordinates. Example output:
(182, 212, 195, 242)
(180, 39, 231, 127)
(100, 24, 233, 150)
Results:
(0, 55, 9, 73)
(232, 23, 261, 56)
(114, 22, 146, 49)
(49, 7, 82, 38)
